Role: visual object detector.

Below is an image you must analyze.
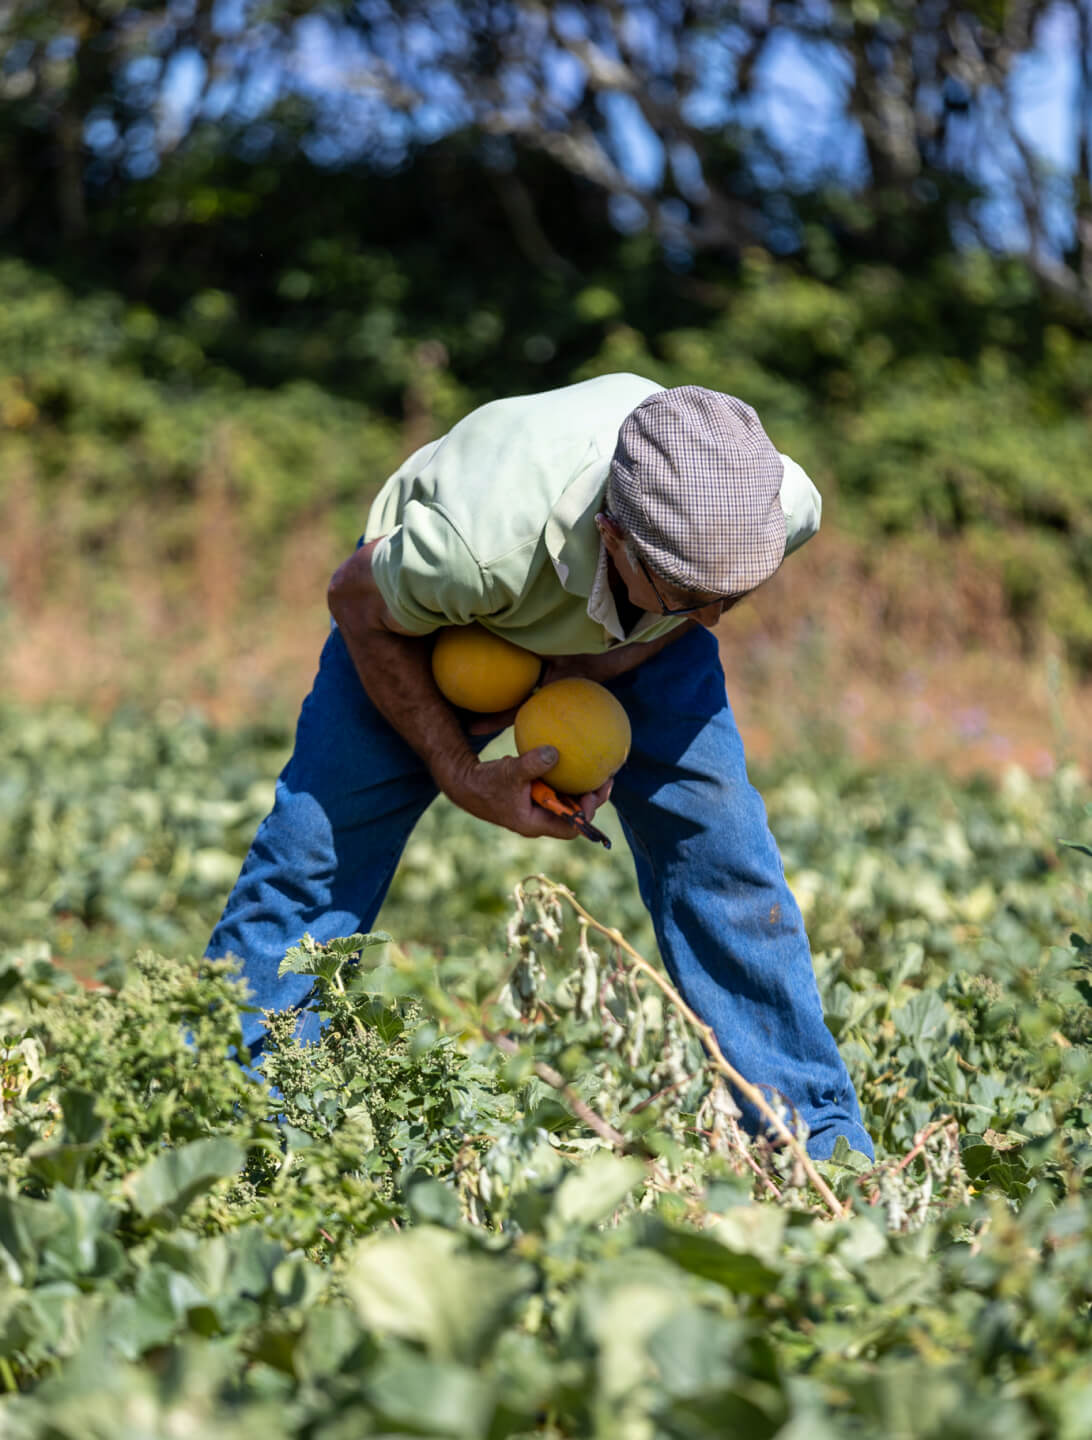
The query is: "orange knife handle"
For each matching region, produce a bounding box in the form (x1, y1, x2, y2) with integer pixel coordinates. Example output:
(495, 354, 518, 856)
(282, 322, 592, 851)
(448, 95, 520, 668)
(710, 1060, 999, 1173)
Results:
(530, 779, 568, 816)
(530, 780, 612, 849)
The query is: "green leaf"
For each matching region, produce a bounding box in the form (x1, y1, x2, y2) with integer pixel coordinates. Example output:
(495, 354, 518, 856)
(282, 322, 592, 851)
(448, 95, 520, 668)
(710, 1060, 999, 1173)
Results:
(25, 1138, 100, 1190)
(273, 1253, 327, 1310)
(580, 1276, 699, 1401)
(24, 1087, 108, 1189)
(295, 1303, 369, 1385)
(646, 1306, 752, 1397)
(151, 1227, 285, 1308)
(278, 931, 391, 979)
(126, 1138, 246, 1221)
(551, 1151, 645, 1228)
(0, 1193, 68, 1287)
(647, 1222, 781, 1296)
(1058, 838, 1092, 857)
(892, 990, 950, 1052)
(36, 1187, 125, 1285)
(365, 1352, 496, 1438)
(108, 1262, 203, 1358)
(59, 1087, 104, 1145)
(346, 1226, 533, 1364)
(827, 1135, 874, 1173)
(405, 1177, 462, 1228)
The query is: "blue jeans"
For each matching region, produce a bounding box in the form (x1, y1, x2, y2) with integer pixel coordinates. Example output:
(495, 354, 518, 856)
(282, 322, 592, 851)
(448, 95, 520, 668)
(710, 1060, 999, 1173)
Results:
(207, 623, 873, 1161)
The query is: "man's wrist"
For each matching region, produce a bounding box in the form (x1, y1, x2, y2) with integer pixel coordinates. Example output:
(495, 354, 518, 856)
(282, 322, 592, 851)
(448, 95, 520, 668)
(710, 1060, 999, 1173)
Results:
(433, 747, 479, 803)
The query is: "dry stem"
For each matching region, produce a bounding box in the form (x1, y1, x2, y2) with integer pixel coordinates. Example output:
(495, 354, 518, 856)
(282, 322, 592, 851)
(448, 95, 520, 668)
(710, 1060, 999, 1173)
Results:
(524, 876, 848, 1219)
(488, 1028, 627, 1149)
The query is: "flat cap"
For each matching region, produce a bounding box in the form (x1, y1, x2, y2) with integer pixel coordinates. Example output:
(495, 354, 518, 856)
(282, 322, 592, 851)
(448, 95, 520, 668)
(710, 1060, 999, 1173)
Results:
(606, 386, 787, 596)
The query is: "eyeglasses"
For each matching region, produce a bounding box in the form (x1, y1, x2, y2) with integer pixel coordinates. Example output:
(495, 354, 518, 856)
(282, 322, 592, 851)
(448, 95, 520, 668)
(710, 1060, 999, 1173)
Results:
(634, 551, 738, 616)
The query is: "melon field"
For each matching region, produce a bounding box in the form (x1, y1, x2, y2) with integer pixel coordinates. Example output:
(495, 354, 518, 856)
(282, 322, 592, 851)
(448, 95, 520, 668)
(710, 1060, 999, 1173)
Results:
(1, 704, 1090, 1439)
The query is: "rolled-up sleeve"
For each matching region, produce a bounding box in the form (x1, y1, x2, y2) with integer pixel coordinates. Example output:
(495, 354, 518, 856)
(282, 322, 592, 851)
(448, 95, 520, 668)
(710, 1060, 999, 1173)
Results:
(370, 500, 503, 634)
(779, 454, 822, 557)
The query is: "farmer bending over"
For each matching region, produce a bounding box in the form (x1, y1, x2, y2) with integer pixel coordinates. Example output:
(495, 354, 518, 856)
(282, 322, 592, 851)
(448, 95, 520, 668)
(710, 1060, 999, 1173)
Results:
(206, 374, 874, 1161)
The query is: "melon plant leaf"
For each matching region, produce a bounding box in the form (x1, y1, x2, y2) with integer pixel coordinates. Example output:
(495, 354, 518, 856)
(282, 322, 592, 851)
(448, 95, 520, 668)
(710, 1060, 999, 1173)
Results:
(150, 1227, 285, 1306)
(108, 1262, 204, 1359)
(579, 1276, 700, 1403)
(645, 1306, 744, 1400)
(294, 1303, 369, 1386)
(346, 1226, 534, 1365)
(550, 1151, 645, 1228)
(33, 1187, 125, 1286)
(126, 1138, 246, 1221)
(892, 990, 950, 1053)
(26, 1138, 100, 1190)
(645, 1222, 781, 1296)
(23, 1084, 107, 1189)
(405, 1176, 462, 1228)
(58, 1087, 104, 1145)
(364, 1351, 497, 1439)
(0, 1193, 71, 1288)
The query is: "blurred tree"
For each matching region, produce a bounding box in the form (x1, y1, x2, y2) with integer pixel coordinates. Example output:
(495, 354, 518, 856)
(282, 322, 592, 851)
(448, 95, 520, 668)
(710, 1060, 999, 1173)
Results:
(0, 1, 217, 239)
(4, 3, 1090, 676)
(2, 1, 1090, 308)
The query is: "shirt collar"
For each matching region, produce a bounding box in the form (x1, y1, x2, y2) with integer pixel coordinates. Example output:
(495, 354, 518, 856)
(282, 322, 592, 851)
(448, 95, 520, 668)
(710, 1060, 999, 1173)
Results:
(586, 542, 665, 643)
(540, 440, 674, 645)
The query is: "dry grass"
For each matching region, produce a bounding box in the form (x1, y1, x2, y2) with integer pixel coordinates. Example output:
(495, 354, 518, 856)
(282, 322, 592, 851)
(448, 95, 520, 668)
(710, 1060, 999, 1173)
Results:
(1, 473, 1088, 779)
(722, 528, 1089, 777)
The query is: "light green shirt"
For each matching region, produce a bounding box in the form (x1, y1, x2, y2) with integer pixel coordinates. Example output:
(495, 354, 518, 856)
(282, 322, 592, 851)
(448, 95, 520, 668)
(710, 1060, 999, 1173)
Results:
(364, 373, 821, 656)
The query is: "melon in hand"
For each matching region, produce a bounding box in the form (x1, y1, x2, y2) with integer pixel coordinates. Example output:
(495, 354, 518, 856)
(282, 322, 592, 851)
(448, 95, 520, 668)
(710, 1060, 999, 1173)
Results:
(514, 678, 631, 795)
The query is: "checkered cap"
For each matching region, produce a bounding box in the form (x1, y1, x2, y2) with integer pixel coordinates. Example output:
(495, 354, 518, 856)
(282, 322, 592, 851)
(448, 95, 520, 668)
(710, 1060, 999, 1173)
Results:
(606, 387, 787, 596)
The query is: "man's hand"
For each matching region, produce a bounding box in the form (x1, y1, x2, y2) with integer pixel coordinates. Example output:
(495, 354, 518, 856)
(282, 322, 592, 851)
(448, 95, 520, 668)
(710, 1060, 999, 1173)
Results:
(448, 746, 614, 840)
(328, 538, 615, 839)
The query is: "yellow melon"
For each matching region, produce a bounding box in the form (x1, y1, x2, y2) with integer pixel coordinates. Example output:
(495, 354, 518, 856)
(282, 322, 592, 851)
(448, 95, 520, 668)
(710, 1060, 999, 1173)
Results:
(514, 678, 631, 794)
(431, 624, 542, 712)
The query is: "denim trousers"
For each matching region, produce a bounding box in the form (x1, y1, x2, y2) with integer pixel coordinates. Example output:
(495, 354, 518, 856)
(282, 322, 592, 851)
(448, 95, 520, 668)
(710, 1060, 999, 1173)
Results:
(206, 622, 873, 1161)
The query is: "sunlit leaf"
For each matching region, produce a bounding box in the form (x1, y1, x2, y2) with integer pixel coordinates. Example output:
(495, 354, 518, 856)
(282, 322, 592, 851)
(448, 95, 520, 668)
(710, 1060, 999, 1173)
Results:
(126, 1139, 246, 1221)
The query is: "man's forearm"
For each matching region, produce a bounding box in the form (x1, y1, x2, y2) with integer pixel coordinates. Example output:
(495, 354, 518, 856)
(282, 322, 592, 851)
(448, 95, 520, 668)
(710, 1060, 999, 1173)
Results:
(327, 547, 476, 795)
(326, 541, 593, 841)
(339, 622, 476, 796)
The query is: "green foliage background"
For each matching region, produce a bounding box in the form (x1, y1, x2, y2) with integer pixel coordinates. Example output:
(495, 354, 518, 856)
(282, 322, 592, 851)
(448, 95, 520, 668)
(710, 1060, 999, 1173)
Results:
(1, 706, 1090, 1437)
(3, 237, 1092, 671)
(2, 3, 1091, 1426)
(2, 0, 1091, 700)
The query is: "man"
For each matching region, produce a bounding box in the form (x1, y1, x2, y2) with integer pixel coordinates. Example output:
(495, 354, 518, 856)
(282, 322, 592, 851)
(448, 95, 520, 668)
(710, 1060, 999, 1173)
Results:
(207, 373, 874, 1161)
